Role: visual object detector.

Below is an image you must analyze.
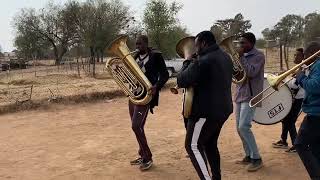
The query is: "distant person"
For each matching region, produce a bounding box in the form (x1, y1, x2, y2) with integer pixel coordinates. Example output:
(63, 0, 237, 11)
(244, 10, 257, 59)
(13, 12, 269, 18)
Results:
(129, 35, 169, 171)
(235, 32, 265, 172)
(177, 31, 233, 180)
(272, 48, 305, 153)
(295, 41, 320, 180)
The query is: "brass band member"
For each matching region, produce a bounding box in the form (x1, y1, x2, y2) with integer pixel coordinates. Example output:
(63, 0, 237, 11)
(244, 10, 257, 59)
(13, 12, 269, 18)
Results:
(272, 48, 305, 152)
(129, 35, 169, 171)
(294, 42, 320, 179)
(177, 31, 233, 180)
(235, 32, 265, 172)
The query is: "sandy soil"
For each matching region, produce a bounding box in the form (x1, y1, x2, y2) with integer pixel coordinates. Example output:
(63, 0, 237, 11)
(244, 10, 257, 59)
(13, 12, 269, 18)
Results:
(0, 90, 309, 180)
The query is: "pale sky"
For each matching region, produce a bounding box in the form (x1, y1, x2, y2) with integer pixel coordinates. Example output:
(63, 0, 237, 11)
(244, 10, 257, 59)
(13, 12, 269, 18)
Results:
(1, 0, 319, 52)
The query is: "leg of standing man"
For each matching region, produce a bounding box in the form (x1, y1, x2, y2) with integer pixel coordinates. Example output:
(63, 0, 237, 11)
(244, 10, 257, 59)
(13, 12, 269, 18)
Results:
(236, 102, 262, 171)
(129, 101, 153, 171)
(295, 115, 320, 179)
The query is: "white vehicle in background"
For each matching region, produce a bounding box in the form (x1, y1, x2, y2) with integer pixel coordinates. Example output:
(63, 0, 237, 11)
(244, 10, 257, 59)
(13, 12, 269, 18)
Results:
(164, 58, 184, 77)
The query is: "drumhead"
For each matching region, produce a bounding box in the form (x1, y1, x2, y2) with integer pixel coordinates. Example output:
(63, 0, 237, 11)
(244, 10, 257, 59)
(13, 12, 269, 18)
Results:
(253, 76, 293, 125)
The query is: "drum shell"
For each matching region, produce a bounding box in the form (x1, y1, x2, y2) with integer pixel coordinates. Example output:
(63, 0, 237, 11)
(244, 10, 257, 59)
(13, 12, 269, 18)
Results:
(253, 74, 293, 125)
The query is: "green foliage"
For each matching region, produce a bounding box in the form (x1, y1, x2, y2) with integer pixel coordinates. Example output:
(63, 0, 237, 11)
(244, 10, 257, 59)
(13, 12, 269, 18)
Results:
(304, 12, 320, 43)
(143, 0, 187, 58)
(210, 13, 252, 42)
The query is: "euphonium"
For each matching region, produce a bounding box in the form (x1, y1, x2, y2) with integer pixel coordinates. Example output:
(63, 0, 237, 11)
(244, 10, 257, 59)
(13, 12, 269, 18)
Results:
(170, 36, 196, 118)
(219, 36, 247, 84)
(106, 35, 153, 105)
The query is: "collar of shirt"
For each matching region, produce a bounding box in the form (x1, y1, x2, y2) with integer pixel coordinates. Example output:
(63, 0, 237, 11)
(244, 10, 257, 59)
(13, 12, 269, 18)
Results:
(244, 48, 258, 57)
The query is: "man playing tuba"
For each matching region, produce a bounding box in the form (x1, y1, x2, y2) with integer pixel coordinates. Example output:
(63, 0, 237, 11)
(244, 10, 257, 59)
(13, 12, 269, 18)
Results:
(128, 35, 169, 171)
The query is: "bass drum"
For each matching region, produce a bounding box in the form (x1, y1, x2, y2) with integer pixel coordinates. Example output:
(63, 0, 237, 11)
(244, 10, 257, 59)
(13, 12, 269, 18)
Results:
(253, 74, 293, 125)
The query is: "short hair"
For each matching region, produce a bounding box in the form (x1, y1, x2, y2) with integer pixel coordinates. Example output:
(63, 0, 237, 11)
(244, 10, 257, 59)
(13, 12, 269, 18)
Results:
(196, 31, 216, 46)
(304, 41, 320, 55)
(296, 48, 304, 53)
(241, 32, 256, 45)
(137, 35, 148, 45)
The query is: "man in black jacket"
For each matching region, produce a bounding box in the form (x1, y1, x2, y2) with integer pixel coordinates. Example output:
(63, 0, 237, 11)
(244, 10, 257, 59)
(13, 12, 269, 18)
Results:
(177, 31, 233, 180)
(129, 35, 169, 171)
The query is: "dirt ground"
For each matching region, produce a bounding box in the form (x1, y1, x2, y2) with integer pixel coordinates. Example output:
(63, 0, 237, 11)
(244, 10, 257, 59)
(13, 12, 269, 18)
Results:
(0, 90, 309, 180)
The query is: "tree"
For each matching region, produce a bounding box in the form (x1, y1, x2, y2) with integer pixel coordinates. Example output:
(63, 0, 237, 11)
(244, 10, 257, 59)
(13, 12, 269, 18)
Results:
(304, 12, 320, 43)
(210, 13, 252, 42)
(265, 14, 304, 69)
(13, 1, 79, 65)
(143, 0, 188, 58)
(76, 0, 132, 76)
(0, 45, 3, 57)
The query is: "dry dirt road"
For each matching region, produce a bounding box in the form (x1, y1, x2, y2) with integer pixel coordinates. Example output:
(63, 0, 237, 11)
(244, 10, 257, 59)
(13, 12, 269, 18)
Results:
(0, 90, 309, 180)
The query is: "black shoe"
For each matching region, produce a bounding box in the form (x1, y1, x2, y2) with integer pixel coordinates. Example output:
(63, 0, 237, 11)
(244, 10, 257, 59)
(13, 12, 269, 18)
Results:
(247, 159, 263, 172)
(236, 156, 251, 165)
(285, 146, 297, 153)
(139, 160, 153, 171)
(130, 157, 143, 165)
(272, 140, 288, 149)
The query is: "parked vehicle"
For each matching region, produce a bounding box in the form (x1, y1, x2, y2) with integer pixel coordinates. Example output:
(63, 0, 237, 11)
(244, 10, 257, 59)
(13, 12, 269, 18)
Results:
(0, 63, 9, 71)
(164, 58, 184, 77)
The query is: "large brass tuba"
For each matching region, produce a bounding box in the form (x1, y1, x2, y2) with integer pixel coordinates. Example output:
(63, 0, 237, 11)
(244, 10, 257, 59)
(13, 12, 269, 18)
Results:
(219, 36, 247, 84)
(170, 36, 196, 118)
(106, 35, 153, 105)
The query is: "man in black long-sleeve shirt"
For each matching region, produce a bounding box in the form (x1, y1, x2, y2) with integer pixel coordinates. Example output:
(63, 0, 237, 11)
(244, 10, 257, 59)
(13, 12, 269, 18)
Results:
(129, 35, 169, 171)
(177, 31, 233, 180)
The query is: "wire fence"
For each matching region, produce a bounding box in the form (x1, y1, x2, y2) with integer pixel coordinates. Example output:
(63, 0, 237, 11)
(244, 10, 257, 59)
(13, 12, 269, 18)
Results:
(0, 47, 298, 111)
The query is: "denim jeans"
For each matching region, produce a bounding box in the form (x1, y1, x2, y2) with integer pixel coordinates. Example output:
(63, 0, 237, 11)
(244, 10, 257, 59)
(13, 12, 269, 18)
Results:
(236, 102, 261, 159)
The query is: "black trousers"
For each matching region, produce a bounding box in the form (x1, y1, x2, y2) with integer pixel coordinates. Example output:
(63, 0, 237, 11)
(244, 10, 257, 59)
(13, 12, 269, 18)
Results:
(185, 117, 224, 180)
(281, 99, 303, 145)
(128, 101, 152, 161)
(295, 115, 320, 179)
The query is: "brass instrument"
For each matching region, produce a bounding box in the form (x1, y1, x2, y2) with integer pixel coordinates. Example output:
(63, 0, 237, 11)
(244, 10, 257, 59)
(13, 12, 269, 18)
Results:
(219, 36, 247, 84)
(170, 36, 196, 118)
(249, 49, 320, 108)
(106, 35, 153, 105)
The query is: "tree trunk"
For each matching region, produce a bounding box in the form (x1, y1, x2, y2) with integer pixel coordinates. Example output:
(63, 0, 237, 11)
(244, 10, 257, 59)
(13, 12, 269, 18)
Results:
(283, 44, 288, 70)
(285, 46, 289, 70)
(77, 57, 80, 77)
(279, 44, 283, 71)
(90, 47, 95, 77)
(100, 49, 104, 63)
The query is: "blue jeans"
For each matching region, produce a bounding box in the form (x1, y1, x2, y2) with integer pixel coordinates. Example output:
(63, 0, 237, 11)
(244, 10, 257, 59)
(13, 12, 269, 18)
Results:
(236, 102, 261, 159)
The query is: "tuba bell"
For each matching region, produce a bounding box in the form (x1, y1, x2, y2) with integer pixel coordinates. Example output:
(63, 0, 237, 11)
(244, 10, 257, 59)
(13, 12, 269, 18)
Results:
(170, 36, 196, 118)
(106, 35, 153, 105)
(219, 36, 247, 84)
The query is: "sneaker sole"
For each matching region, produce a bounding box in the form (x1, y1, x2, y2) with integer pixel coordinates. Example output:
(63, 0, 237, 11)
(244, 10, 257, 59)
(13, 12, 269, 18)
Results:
(247, 164, 263, 172)
(140, 163, 153, 171)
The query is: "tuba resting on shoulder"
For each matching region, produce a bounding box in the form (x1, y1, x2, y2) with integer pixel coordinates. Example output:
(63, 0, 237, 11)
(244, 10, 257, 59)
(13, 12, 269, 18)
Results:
(170, 36, 196, 118)
(106, 35, 153, 105)
(219, 35, 247, 84)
